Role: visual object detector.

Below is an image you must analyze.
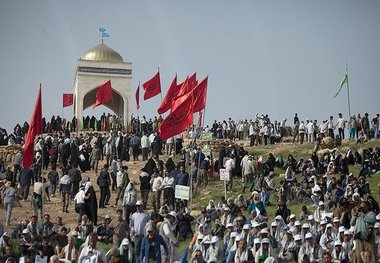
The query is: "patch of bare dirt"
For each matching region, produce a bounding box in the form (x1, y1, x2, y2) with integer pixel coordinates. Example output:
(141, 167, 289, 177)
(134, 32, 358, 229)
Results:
(2, 159, 146, 231)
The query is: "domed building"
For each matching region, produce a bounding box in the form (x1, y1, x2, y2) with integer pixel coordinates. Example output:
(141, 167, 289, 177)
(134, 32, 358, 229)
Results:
(73, 42, 132, 130)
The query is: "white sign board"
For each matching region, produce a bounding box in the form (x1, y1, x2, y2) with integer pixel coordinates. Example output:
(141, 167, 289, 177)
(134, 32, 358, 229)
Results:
(175, 185, 190, 200)
(219, 169, 230, 181)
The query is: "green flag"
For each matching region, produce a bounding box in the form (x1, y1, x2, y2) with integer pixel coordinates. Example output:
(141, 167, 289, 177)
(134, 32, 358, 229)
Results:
(334, 70, 348, 98)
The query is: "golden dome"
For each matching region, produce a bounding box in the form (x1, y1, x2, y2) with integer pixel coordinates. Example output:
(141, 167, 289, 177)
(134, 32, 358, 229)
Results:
(80, 43, 124, 62)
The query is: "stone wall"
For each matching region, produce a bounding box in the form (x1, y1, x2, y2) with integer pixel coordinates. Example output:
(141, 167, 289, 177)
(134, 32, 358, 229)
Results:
(0, 145, 23, 164)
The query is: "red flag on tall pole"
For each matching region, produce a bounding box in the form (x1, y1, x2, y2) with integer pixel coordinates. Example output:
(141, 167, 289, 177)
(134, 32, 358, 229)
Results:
(142, 71, 161, 100)
(193, 76, 208, 113)
(135, 83, 140, 110)
(157, 75, 178, 114)
(23, 85, 42, 169)
(159, 91, 193, 140)
(62, 93, 73, 107)
(93, 80, 113, 109)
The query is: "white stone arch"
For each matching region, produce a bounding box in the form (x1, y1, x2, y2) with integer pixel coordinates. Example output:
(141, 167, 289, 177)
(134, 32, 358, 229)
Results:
(73, 43, 132, 130)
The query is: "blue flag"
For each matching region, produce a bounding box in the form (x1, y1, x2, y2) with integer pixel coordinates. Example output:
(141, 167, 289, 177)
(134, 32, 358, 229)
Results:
(102, 32, 110, 38)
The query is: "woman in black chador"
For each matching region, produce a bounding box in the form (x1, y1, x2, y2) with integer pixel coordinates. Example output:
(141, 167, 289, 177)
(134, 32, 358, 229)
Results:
(83, 179, 98, 225)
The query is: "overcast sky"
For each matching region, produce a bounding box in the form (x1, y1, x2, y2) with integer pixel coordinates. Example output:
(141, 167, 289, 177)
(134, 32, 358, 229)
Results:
(0, 0, 379, 132)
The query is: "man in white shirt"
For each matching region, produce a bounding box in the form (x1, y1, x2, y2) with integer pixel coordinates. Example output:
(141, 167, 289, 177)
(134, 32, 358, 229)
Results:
(31, 177, 44, 221)
(78, 232, 107, 263)
(115, 166, 129, 206)
(241, 155, 254, 193)
(150, 169, 163, 213)
(307, 120, 315, 143)
(130, 200, 150, 259)
(320, 120, 328, 138)
(141, 132, 150, 161)
(74, 186, 86, 224)
(336, 113, 345, 139)
(225, 155, 236, 191)
(327, 116, 335, 138)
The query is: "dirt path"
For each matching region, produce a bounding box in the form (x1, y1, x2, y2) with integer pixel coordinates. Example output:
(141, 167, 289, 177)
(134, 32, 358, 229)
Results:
(2, 158, 146, 231)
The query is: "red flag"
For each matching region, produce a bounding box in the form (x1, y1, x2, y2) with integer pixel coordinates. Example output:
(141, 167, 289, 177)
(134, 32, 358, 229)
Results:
(193, 76, 208, 113)
(157, 75, 178, 114)
(188, 72, 198, 90)
(174, 73, 196, 100)
(159, 91, 193, 140)
(175, 77, 189, 100)
(143, 71, 161, 100)
(62, 93, 73, 107)
(135, 83, 140, 110)
(197, 111, 203, 128)
(23, 85, 42, 169)
(93, 80, 113, 109)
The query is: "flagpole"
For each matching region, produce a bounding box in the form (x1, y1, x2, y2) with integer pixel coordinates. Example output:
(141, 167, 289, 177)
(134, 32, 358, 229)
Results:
(345, 59, 351, 118)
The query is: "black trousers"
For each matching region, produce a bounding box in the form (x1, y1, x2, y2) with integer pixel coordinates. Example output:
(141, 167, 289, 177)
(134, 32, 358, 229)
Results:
(99, 186, 110, 208)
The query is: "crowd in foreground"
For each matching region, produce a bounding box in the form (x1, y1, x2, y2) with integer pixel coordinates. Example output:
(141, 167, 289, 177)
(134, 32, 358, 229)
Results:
(0, 112, 379, 263)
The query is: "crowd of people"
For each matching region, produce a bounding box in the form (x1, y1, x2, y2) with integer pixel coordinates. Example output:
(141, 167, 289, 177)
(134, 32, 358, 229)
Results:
(1, 112, 379, 148)
(0, 111, 379, 263)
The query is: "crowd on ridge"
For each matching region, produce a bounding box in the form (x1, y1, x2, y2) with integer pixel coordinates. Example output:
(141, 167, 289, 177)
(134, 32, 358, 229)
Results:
(1, 112, 379, 147)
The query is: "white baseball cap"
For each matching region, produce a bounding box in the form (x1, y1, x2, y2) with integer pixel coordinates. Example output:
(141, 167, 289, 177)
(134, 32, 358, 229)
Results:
(335, 240, 342, 246)
(226, 223, 234, 228)
(305, 232, 313, 239)
(121, 238, 130, 246)
(243, 224, 251, 230)
(211, 236, 219, 243)
(168, 211, 177, 218)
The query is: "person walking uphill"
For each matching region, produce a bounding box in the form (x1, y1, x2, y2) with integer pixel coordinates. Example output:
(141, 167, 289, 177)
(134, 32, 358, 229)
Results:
(139, 168, 151, 209)
(97, 164, 111, 209)
(89, 144, 102, 175)
(19, 166, 33, 201)
(115, 165, 129, 206)
(31, 176, 44, 221)
(3, 181, 17, 225)
(59, 169, 71, 213)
